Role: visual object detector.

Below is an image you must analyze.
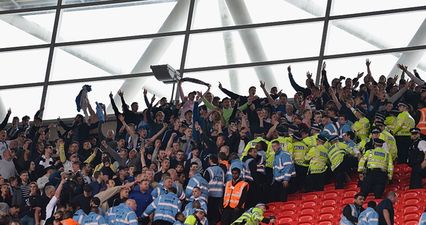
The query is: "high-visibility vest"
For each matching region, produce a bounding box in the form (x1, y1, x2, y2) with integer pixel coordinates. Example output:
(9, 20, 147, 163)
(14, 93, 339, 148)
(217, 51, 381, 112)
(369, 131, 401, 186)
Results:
(223, 180, 249, 209)
(417, 108, 426, 136)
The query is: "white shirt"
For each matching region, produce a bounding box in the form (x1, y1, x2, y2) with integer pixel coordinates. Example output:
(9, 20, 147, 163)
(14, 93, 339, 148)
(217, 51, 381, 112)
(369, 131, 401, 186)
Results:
(46, 196, 58, 219)
(418, 140, 426, 152)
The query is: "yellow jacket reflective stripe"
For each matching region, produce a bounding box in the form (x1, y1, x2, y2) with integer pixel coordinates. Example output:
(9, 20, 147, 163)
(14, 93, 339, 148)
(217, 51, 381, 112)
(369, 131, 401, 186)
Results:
(358, 147, 393, 180)
(393, 111, 415, 136)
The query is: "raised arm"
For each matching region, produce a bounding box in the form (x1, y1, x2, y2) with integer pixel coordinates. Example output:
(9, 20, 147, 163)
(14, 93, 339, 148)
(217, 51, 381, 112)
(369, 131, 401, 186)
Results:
(118, 90, 130, 113)
(260, 81, 275, 105)
(218, 82, 242, 100)
(287, 66, 309, 95)
(329, 88, 342, 110)
(398, 64, 425, 85)
(148, 123, 168, 143)
(0, 109, 11, 130)
(118, 115, 135, 136)
(177, 80, 186, 101)
(101, 140, 121, 163)
(140, 146, 147, 168)
(58, 139, 66, 163)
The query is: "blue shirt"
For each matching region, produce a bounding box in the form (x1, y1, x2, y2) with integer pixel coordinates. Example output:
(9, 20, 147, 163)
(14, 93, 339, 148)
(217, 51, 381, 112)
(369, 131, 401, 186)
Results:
(129, 186, 153, 218)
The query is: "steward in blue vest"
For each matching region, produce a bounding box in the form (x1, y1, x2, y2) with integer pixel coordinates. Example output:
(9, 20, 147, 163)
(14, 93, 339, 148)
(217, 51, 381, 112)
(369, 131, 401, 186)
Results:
(204, 154, 225, 225)
(143, 187, 181, 224)
(81, 197, 107, 225)
(340, 193, 365, 225)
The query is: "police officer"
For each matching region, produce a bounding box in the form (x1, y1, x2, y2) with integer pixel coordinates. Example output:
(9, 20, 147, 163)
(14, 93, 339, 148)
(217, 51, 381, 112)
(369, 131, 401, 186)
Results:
(81, 197, 107, 225)
(305, 134, 329, 192)
(222, 168, 249, 225)
(107, 199, 138, 225)
(327, 135, 354, 189)
(203, 154, 224, 225)
(231, 203, 275, 225)
(358, 139, 393, 198)
(352, 107, 370, 142)
(143, 187, 181, 225)
(375, 121, 397, 162)
(358, 201, 379, 225)
(288, 132, 309, 192)
(271, 140, 295, 202)
(340, 193, 365, 225)
(393, 102, 415, 163)
(408, 128, 426, 189)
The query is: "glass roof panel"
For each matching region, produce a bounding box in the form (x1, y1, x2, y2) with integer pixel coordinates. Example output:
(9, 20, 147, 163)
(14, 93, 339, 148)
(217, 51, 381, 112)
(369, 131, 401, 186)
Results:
(0, 11, 55, 48)
(326, 12, 426, 55)
(57, 0, 186, 42)
(192, 0, 326, 29)
(186, 22, 323, 68)
(0, 0, 57, 11)
(0, 48, 49, 86)
(50, 35, 184, 81)
(331, 0, 426, 15)
(0, 86, 43, 120)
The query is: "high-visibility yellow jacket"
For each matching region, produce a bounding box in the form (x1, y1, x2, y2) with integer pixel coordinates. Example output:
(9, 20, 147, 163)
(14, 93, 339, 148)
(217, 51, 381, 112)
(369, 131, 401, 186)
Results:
(305, 145, 328, 174)
(352, 117, 370, 140)
(288, 140, 309, 167)
(358, 147, 393, 180)
(393, 111, 415, 136)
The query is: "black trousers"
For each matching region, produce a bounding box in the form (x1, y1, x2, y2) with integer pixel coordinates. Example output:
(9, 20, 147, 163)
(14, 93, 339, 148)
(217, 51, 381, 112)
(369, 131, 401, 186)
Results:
(271, 181, 288, 202)
(396, 136, 411, 164)
(409, 165, 426, 189)
(222, 207, 243, 225)
(294, 165, 308, 192)
(245, 181, 258, 209)
(334, 161, 348, 189)
(306, 172, 325, 192)
(361, 169, 387, 198)
(207, 197, 222, 224)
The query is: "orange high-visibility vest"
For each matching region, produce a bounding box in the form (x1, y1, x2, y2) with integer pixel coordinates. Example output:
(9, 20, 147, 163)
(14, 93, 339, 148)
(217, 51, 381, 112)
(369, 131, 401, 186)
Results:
(223, 180, 248, 209)
(418, 108, 426, 135)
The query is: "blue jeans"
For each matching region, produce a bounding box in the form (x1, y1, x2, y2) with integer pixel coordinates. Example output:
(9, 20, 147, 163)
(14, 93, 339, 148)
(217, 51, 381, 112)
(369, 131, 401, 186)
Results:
(21, 215, 35, 225)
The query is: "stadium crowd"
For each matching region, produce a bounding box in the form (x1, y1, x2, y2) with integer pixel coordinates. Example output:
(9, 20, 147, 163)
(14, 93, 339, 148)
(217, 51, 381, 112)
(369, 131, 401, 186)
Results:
(0, 60, 426, 225)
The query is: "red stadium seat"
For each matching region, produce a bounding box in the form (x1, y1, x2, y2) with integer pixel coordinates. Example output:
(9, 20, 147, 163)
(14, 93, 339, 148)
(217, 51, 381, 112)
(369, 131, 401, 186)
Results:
(343, 190, 357, 198)
(298, 215, 314, 223)
(404, 220, 419, 225)
(403, 206, 419, 214)
(321, 199, 337, 207)
(318, 221, 334, 225)
(277, 217, 293, 225)
(302, 193, 320, 201)
(300, 208, 316, 215)
(342, 197, 354, 205)
(323, 191, 338, 200)
(404, 213, 420, 221)
(319, 213, 334, 221)
(279, 202, 298, 211)
(277, 210, 296, 217)
(405, 198, 420, 206)
(302, 201, 317, 208)
(320, 206, 335, 214)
